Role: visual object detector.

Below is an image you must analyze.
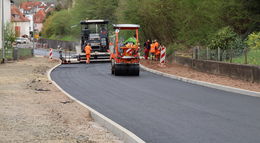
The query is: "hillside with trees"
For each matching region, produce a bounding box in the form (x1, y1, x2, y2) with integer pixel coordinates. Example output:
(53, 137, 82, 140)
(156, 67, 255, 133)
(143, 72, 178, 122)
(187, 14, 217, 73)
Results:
(42, 0, 260, 54)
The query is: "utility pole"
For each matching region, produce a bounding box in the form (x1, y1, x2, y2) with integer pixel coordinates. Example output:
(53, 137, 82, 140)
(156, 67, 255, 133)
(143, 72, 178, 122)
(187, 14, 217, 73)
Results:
(32, 20, 35, 56)
(1, 0, 5, 63)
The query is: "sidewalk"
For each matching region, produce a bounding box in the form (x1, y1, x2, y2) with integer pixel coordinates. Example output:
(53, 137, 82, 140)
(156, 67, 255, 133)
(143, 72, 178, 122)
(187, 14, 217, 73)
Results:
(141, 60, 260, 92)
(0, 57, 121, 143)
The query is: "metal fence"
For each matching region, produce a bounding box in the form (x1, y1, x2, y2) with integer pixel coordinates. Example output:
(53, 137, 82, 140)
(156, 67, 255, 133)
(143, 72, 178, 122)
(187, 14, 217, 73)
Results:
(0, 49, 14, 60)
(37, 38, 79, 51)
(0, 48, 33, 61)
(176, 47, 260, 66)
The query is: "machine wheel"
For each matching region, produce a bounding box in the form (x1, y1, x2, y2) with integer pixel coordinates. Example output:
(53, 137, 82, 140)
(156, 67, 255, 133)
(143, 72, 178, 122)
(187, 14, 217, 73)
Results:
(129, 64, 139, 76)
(114, 64, 120, 76)
(135, 64, 140, 76)
(111, 66, 115, 74)
(114, 64, 123, 76)
(111, 60, 115, 74)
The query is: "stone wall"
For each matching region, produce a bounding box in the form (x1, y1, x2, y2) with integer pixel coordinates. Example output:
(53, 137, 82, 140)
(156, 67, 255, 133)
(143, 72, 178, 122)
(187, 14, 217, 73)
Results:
(172, 56, 260, 83)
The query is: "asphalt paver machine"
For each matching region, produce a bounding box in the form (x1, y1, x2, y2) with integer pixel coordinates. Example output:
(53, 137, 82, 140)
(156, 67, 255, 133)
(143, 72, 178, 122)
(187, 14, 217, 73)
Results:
(78, 20, 110, 62)
(110, 24, 140, 76)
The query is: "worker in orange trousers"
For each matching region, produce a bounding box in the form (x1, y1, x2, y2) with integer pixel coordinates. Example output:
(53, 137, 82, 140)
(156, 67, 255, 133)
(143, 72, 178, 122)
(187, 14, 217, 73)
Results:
(85, 43, 92, 64)
(154, 40, 160, 61)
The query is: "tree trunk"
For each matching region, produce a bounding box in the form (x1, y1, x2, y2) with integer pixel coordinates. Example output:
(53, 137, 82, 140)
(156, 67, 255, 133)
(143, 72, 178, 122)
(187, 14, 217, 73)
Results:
(244, 48, 248, 64)
(230, 48, 233, 63)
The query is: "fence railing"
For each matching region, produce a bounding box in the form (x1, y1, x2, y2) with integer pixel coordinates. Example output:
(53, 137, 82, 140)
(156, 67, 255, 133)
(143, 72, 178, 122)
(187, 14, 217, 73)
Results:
(37, 38, 79, 51)
(176, 47, 260, 66)
(0, 48, 33, 61)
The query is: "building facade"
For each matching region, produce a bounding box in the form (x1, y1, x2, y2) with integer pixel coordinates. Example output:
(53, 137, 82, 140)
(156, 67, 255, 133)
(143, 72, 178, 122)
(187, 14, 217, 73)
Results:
(11, 5, 30, 37)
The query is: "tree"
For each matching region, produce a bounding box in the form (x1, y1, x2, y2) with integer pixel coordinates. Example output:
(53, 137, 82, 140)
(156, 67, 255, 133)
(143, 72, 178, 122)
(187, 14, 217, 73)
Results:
(208, 26, 243, 61)
(4, 23, 16, 50)
(209, 27, 238, 50)
(42, 0, 118, 40)
(246, 32, 260, 50)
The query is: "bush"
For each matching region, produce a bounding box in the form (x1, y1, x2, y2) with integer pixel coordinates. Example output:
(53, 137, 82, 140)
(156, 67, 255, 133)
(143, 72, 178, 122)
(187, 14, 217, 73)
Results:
(208, 27, 238, 50)
(246, 32, 260, 50)
(4, 23, 16, 50)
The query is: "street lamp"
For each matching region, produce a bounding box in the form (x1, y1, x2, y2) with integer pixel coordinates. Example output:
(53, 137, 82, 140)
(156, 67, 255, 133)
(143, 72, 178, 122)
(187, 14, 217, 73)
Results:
(1, 0, 5, 63)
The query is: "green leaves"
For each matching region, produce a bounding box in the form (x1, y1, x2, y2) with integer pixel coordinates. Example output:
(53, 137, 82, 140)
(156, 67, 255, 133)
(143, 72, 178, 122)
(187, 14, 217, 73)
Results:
(4, 23, 16, 50)
(42, 0, 118, 41)
(42, 0, 259, 47)
(246, 32, 260, 50)
(208, 27, 242, 50)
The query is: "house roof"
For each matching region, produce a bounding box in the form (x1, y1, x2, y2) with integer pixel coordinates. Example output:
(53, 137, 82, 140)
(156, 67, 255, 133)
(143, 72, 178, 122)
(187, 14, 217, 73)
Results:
(11, 5, 30, 22)
(34, 9, 46, 23)
(20, 1, 43, 11)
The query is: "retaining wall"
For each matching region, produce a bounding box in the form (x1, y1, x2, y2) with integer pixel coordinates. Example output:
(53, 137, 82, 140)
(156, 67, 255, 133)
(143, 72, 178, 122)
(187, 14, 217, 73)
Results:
(172, 56, 260, 83)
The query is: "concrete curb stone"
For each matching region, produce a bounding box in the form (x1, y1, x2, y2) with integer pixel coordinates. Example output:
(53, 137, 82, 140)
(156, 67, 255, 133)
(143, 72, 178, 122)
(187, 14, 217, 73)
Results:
(48, 63, 146, 143)
(140, 64, 260, 97)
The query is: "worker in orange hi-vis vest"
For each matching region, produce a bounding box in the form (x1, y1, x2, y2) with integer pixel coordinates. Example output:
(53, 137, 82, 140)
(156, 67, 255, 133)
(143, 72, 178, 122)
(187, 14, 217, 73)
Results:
(85, 43, 92, 64)
(154, 40, 160, 61)
(150, 41, 156, 60)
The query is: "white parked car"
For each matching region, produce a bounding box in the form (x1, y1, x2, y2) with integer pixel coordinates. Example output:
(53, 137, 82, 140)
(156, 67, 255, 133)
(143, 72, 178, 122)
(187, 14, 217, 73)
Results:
(15, 37, 30, 44)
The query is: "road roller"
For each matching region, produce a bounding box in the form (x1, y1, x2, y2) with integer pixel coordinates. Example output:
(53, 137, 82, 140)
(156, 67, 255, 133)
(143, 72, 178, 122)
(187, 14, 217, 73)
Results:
(110, 24, 140, 76)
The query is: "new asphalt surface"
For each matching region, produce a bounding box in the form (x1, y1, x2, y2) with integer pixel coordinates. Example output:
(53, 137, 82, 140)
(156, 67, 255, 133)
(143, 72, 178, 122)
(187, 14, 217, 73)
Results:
(51, 63, 260, 143)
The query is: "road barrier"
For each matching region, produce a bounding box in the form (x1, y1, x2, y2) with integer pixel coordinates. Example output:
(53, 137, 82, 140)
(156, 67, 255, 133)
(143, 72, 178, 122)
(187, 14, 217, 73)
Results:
(49, 48, 53, 59)
(160, 46, 166, 64)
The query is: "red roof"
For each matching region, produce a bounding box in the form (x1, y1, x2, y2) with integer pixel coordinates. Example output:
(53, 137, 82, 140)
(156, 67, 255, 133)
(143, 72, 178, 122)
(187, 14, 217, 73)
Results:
(34, 9, 46, 23)
(11, 5, 30, 22)
(20, 1, 43, 11)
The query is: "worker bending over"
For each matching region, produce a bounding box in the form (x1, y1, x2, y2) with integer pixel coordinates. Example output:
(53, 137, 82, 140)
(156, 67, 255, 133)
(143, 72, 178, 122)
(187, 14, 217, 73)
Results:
(85, 43, 92, 64)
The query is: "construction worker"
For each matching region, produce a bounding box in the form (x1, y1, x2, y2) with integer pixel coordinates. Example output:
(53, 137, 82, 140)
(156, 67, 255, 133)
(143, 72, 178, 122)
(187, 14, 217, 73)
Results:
(150, 41, 156, 60)
(154, 40, 160, 61)
(85, 43, 92, 64)
(144, 40, 151, 60)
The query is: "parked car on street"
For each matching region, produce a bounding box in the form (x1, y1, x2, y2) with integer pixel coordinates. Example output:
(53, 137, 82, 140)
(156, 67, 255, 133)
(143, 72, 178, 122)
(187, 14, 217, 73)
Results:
(15, 37, 30, 44)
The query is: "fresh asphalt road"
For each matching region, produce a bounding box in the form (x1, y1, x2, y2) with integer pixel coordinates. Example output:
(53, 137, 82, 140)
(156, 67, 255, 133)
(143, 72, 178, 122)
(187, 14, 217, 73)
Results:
(51, 63, 260, 143)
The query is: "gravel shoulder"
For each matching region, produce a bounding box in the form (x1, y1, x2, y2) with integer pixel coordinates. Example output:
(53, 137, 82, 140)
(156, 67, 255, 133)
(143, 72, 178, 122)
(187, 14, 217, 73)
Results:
(141, 60, 260, 92)
(0, 57, 121, 143)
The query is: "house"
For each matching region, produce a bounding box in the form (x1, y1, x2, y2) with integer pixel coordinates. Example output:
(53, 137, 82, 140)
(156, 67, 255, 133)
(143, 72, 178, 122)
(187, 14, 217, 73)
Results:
(20, 1, 42, 15)
(11, 5, 30, 37)
(19, 1, 53, 34)
(0, 0, 12, 50)
(33, 9, 46, 32)
(20, 1, 42, 33)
